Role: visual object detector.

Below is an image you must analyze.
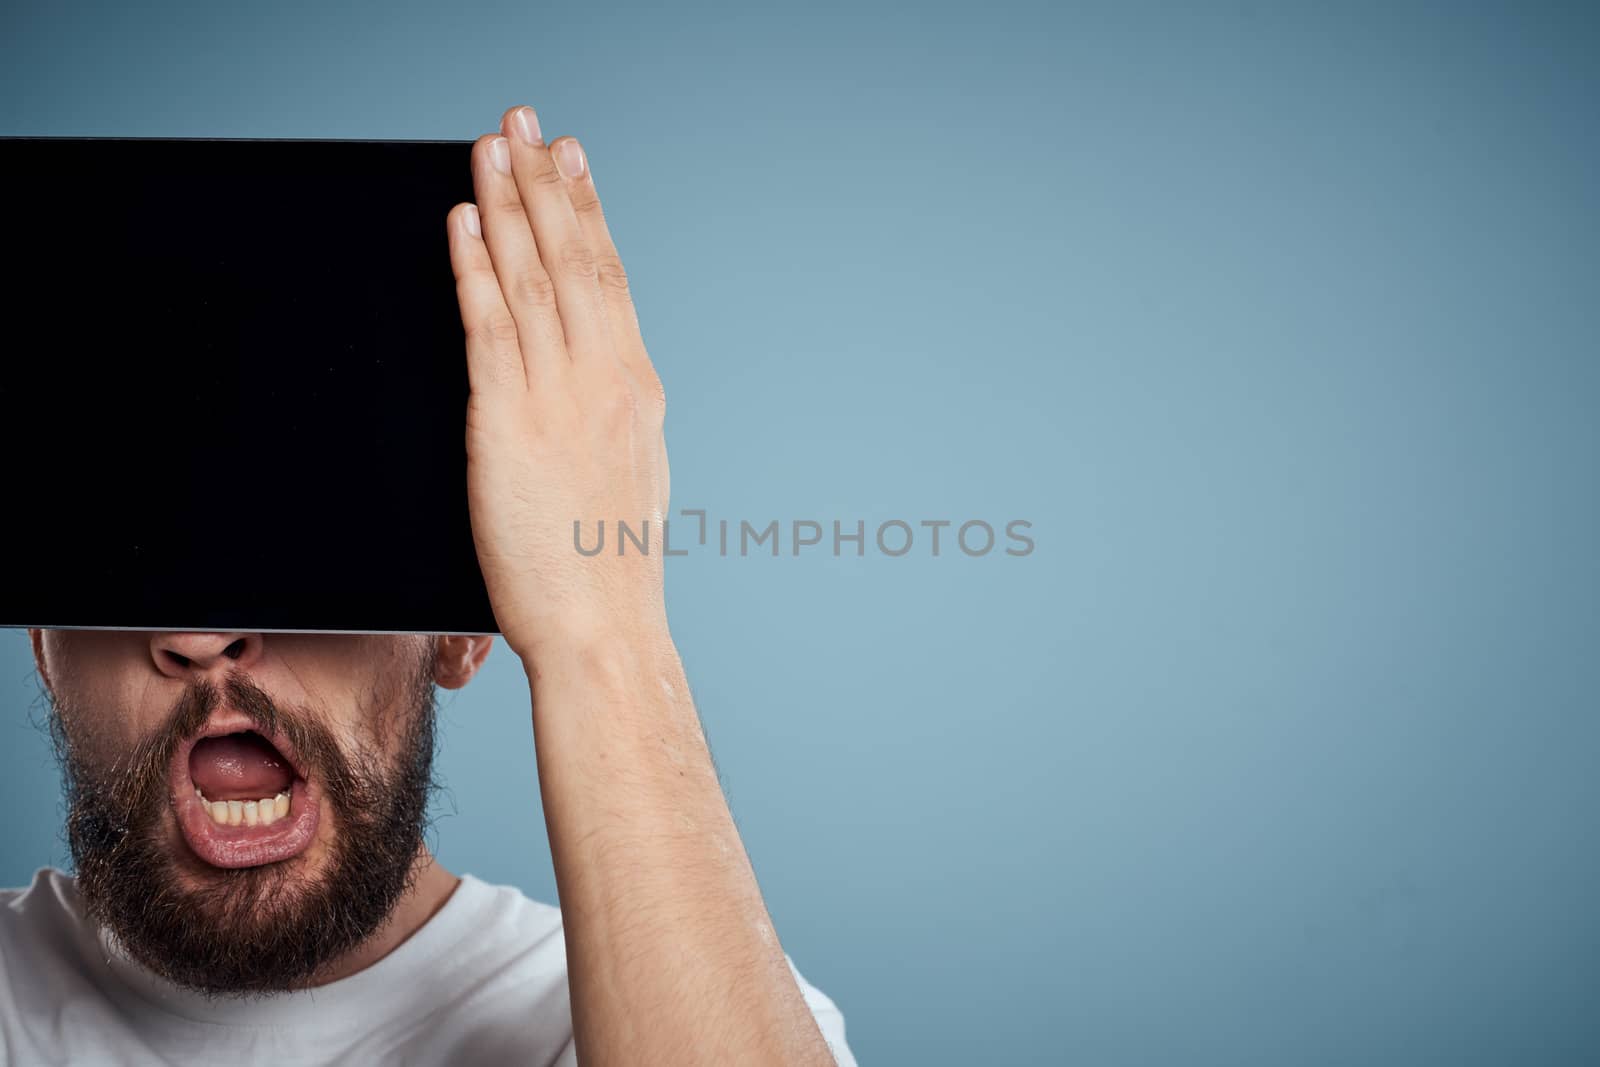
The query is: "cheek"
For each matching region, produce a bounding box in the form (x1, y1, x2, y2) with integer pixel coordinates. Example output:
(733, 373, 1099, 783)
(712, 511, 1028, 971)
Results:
(44, 631, 154, 723)
(52, 674, 162, 757)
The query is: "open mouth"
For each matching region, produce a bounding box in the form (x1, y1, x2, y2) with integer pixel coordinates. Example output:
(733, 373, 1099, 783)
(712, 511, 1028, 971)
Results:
(169, 712, 322, 870)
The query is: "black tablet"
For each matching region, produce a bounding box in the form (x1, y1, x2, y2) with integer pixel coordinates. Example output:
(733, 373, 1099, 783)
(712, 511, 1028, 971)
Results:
(0, 136, 498, 635)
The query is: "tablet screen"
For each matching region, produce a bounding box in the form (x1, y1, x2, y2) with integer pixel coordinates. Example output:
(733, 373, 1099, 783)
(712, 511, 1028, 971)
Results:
(0, 136, 498, 634)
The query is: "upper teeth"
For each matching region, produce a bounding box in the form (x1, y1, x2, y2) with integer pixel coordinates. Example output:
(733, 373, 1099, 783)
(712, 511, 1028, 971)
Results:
(194, 787, 290, 827)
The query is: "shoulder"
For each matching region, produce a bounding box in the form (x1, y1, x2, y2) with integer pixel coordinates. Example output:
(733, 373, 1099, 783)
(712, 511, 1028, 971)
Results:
(0, 869, 117, 1045)
(399, 875, 570, 1063)
(1, 865, 76, 908)
(437, 877, 856, 1065)
(425, 873, 568, 1003)
(449, 873, 566, 966)
(784, 955, 859, 1067)
(0, 868, 104, 985)
(0, 867, 86, 953)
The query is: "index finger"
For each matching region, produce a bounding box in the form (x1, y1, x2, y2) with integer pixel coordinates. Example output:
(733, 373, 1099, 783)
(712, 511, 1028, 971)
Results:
(446, 200, 527, 395)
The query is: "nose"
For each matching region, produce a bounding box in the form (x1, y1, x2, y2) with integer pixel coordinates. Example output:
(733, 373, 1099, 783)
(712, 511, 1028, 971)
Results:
(149, 632, 265, 678)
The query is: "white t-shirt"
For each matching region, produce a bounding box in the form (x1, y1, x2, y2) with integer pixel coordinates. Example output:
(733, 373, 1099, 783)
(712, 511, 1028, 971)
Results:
(0, 868, 857, 1065)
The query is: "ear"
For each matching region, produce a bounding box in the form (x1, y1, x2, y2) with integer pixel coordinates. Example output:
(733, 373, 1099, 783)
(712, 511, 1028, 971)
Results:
(431, 635, 495, 690)
(28, 628, 52, 697)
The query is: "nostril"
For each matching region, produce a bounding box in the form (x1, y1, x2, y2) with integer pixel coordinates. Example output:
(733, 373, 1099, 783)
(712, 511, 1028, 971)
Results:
(153, 635, 258, 674)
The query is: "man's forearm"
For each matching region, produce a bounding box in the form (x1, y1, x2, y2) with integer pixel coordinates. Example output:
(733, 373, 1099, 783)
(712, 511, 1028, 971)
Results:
(525, 628, 835, 1066)
(443, 107, 829, 1062)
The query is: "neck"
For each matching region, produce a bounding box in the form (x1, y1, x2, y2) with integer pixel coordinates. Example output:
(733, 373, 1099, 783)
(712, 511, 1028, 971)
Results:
(304, 848, 461, 986)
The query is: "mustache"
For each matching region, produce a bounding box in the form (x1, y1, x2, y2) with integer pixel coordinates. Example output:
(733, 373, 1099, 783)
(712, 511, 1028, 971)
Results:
(160, 671, 330, 775)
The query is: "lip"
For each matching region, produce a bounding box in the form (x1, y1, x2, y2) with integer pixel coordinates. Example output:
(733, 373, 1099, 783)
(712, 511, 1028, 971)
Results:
(169, 710, 321, 869)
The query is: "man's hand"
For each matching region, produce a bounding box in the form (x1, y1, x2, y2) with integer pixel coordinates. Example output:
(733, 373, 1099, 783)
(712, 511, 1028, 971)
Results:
(445, 106, 841, 1066)
(447, 104, 669, 662)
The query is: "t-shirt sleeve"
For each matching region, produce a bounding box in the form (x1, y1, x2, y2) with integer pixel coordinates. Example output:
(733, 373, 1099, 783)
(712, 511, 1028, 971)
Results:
(786, 954, 858, 1067)
(546, 954, 858, 1067)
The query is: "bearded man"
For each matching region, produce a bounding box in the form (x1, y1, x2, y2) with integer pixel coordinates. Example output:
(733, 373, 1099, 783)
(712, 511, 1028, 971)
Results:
(0, 105, 854, 1066)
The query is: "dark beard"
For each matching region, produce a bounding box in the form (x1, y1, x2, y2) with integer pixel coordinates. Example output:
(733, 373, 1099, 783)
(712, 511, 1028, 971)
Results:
(48, 652, 439, 996)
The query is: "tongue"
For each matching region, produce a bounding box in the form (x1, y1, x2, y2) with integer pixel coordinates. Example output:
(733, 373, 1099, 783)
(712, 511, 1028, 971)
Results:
(190, 733, 295, 800)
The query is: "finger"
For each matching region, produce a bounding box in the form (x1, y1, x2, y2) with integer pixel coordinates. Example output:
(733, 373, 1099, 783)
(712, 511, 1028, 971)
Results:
(446, 202, 526, 394)
(471, 132, 567, 380)
(498, 105, 614, 369)
(557, 137, 664, 402)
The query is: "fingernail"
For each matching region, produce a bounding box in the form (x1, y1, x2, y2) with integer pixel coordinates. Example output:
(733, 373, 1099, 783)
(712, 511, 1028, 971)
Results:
(464, 204, 481, 238)
(512, 106, 542, 145)
(489, 137, 511, 174)
(554, 139, 586, 179)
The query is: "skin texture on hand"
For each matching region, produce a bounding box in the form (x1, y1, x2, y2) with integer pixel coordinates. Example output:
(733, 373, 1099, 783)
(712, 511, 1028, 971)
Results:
(447, 106, 669, 662)
(446, 107, 836, 1066)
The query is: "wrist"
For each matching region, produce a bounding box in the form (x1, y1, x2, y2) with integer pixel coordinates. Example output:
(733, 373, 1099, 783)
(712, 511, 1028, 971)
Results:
(514, 612, 682, 697)
(504, 594, 669, 664)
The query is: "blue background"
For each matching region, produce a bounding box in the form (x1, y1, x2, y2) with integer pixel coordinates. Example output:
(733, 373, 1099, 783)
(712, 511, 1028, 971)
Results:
(3, 2, 1598, 1063)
